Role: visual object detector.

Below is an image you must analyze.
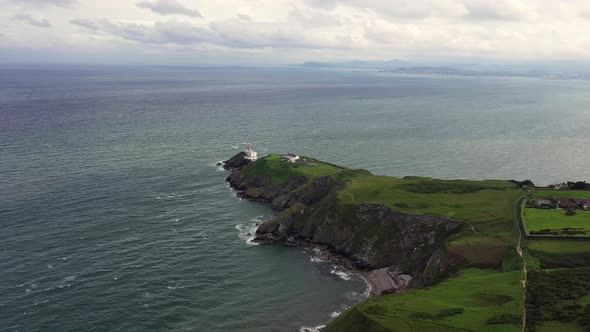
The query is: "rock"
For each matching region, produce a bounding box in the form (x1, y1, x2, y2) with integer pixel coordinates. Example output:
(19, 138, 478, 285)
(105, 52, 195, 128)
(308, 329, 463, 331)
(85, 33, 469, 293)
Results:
(246, 232, 251, 236)
(224, 153, 466, 291)
(285, 236, 301, 247)
(216, 162, 223, 166)
(223, 152, 251, 170)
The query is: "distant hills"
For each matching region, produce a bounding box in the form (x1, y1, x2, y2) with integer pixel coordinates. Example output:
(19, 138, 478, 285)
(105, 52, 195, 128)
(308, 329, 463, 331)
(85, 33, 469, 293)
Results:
(303, 59, 411, 70)
(301, 59, 590, 80)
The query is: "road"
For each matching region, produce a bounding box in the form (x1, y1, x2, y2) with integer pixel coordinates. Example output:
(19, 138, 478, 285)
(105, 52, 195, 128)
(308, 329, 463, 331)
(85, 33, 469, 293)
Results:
(514, 196, 528, 332)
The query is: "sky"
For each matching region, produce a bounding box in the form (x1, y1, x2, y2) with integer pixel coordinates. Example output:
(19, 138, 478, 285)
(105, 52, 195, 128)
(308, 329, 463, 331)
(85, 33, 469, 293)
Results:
(1, 0, 590, 65)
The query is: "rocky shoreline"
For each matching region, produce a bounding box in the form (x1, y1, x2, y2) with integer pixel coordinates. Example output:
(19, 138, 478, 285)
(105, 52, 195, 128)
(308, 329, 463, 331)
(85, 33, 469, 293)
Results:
(303, 243, 413, 296)
(222, 153, 465, 295)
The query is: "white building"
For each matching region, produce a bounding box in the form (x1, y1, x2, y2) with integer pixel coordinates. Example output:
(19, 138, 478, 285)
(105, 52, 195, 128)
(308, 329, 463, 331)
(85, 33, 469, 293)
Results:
(282, 153, 299, 163)
(244, 143, 258, 161)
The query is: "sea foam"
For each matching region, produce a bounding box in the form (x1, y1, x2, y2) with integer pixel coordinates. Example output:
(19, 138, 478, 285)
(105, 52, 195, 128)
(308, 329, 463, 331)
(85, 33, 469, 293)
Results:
(235, 216, 263, 246)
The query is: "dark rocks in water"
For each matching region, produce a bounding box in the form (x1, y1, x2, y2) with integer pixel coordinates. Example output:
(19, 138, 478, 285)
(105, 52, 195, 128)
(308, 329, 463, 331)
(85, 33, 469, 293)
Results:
(216, 162, 223, 166)
(223, 152, 251, 170)
(285, 236, 301, 247)
(246, 232, 252, 236)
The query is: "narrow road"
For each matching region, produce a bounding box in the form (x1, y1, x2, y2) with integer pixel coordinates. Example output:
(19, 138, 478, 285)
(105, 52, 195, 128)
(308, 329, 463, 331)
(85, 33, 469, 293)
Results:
(514, 196, 528, 332)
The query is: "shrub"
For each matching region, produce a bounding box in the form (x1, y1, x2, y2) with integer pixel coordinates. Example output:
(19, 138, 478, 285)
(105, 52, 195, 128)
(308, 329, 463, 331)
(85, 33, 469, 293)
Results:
(435, 307, 464, 319)
(409, 312, 433, 319)
(486, 314, 521, 325)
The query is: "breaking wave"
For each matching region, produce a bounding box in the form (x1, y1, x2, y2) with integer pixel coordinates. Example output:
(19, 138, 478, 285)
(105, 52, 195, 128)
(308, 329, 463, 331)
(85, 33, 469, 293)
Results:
(235, 215, 264, 245)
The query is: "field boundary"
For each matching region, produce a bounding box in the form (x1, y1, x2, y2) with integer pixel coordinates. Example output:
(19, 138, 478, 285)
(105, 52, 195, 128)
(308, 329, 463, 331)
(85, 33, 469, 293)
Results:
(527, 235, 590, 241)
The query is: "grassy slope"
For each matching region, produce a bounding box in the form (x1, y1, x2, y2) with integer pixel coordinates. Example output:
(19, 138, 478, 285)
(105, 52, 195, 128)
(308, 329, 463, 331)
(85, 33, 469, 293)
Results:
(525, 208, 590, 235)
(338, 175, 520, 240)
(338, 174, 523, 268)
(242, 154, 346, 185)
(241, 155, 526, 331)
(327, 268, 523, 332)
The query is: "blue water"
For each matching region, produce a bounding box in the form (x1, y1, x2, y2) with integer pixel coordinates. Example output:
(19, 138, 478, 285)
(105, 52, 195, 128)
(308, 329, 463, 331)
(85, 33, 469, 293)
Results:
(1, 66, 589, 332)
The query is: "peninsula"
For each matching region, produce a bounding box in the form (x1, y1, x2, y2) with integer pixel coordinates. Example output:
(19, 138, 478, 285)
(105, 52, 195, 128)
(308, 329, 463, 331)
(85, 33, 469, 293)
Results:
(223, 150, 590, 332)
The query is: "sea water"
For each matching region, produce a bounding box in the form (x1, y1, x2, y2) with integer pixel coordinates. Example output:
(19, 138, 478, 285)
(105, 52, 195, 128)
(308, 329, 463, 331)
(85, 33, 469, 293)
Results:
(1, 65, 589, 331)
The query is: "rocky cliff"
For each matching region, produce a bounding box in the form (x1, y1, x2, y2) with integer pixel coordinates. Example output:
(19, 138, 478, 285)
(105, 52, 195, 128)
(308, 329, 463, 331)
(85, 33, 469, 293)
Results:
(224, 153, 465, 294)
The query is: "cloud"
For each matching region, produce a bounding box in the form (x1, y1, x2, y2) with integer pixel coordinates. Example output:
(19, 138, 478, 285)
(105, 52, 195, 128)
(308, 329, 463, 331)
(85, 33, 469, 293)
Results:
(70, 18, 101, 31)
(71, 19, 218, 45)
(304, 0, 536, 22)
(137, 0, 203, 18)
(304, 0, 467, 20)
(5, 0, 590, 63)
(13, 13, 52, 27)
(462, 0, 536, 21)
(9, 0, 78, 7)
(69, 17, 349, 49)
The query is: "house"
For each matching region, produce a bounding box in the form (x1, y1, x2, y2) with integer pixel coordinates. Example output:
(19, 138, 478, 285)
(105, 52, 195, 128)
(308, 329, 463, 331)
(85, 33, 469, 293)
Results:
(552, 183, 568, 190)
(556, 198, 578, 210)
(533, 198, 556, 209)
(282, 153, 300, 163)
(580, 199, 590, 211)
(244, 143, 258, 161)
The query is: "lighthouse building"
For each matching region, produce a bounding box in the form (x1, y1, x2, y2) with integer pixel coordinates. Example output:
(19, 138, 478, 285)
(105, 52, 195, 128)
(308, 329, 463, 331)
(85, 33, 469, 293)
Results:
(244, 144, 258, 161)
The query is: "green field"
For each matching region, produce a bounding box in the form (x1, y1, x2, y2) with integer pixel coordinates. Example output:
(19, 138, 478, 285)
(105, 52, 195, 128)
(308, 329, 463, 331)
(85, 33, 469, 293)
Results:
(532, 190, 590, 200)
(242, 154, 346, 185)
(528, 238, 590, 254)
(338, 175, 521, 244)
(326, 268, 523, 332)
(527, 239, 590, 268)
(524, 208, 590, 236)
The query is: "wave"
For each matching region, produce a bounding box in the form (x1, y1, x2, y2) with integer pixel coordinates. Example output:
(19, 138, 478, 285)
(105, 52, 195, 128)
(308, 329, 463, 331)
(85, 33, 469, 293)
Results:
(225, 182, 243, 200)
(235, 216, 263, 246)
(300, 325, 325, 332)
(154, 193, 191, 200)
(330, 266, 352, 281)
(308, 247, 326, 263)
(166, 283, 185, 290)
(215, 161, 225, 171)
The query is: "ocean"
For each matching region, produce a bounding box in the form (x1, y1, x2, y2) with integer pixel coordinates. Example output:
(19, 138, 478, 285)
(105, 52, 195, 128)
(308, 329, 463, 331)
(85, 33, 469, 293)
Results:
(1, 65, 589, 332)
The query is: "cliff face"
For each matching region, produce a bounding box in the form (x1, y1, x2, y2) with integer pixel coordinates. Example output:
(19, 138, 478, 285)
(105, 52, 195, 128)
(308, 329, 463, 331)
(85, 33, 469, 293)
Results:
(224, 154, 465, 292)
(223, 152, 252, 170)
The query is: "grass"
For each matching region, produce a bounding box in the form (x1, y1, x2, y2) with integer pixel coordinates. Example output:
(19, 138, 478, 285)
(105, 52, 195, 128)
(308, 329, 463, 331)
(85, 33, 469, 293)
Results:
(537, 322, 586, 332)
(326, 268, 523, 332)
(447, 235, 514, 268)
(243, 155, 528, 331)
(528, 239, 590, 255)
(527, 239, 590, 268)
(526, 268, 590, 331)
(524, 208, 590, 237)
(532, 190, 590, 200)
(242, 154, 345, 185)
(338, 175, 522, 244)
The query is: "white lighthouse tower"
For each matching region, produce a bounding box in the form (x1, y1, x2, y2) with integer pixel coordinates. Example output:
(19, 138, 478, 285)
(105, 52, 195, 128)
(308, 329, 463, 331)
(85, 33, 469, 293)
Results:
(244, 143, 258, 161)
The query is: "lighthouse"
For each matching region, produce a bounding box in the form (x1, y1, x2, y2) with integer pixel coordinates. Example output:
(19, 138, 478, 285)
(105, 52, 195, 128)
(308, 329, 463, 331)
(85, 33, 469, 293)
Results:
(244, 143, 258, 161)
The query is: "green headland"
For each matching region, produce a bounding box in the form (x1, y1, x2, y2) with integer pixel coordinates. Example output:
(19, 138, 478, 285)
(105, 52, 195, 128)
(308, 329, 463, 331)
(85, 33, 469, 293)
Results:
(223, 153, 590, 331)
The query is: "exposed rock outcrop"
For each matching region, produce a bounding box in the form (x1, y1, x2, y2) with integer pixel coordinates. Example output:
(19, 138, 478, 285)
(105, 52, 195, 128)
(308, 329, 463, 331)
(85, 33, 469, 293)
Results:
(224, 153, 465, 294)
(223, 152, 252, 170)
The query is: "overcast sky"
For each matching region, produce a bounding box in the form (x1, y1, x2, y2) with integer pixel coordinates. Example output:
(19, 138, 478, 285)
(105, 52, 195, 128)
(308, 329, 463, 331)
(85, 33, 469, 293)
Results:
(1, 0, 590, 64)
